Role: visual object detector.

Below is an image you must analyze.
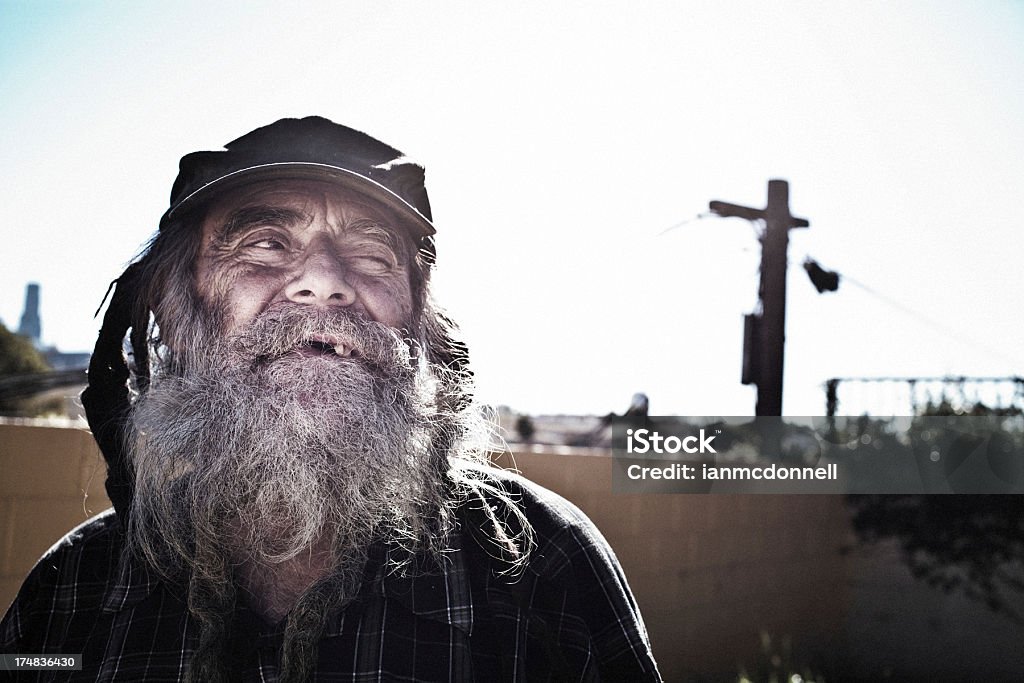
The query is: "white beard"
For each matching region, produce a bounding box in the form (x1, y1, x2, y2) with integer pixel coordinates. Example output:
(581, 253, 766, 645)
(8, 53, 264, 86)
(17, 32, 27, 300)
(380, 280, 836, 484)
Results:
(126, 303, 452, 619)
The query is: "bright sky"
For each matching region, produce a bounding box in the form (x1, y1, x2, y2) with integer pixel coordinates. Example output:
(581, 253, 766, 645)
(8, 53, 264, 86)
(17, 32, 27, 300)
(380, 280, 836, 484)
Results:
(1, 1, 1022, 417)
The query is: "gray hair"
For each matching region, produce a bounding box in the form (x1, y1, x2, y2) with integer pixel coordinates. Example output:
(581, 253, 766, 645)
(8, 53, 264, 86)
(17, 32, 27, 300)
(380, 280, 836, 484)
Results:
(110, 213, 533, 683)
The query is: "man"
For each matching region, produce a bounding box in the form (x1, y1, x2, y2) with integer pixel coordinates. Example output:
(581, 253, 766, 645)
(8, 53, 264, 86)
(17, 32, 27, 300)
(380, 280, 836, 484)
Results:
(1, 117, 660, 682)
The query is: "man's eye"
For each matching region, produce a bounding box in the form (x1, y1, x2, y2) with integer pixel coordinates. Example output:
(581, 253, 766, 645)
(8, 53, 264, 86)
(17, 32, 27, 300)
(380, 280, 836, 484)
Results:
(352, 254, 395, 271)
(248, 238, 287, 251)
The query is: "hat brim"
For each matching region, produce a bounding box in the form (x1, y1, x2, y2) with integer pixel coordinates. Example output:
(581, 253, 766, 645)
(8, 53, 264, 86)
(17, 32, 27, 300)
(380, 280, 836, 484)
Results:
(161, 162, 436, 237)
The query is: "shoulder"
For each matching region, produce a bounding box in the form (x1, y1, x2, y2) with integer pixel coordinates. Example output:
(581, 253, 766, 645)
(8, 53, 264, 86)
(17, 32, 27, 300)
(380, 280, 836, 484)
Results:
(454, 461, 594, 528)
(45, 507, 122, 551)
(475, 464, 615, 571)
(453, 462, 663, 680)
(454, 461, 614, 575)
(453, 460, 637, 606)
(26, 508, 123, 586)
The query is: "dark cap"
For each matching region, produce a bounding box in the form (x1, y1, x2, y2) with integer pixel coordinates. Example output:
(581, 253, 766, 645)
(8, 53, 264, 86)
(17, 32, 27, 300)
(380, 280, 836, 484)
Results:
(160, 116, 435, 237)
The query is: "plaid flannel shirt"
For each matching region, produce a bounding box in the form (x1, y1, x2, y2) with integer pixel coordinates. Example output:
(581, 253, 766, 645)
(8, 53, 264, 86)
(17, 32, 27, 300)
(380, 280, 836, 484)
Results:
(1, 467, 661, 682)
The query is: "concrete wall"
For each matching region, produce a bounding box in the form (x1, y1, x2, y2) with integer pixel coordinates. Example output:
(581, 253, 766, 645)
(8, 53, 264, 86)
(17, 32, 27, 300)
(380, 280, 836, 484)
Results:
(0, 422, 110, 610)
(494, 450, 1024, 682)
(492, 449, 852, 681)
(2, 424, 1022, 681)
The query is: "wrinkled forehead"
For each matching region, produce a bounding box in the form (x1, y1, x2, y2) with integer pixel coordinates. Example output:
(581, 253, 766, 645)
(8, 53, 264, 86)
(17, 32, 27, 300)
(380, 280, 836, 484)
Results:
(199, 177, 420, 252)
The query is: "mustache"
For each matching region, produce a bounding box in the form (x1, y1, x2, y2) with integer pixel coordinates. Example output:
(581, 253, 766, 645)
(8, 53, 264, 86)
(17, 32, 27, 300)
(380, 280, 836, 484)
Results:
(229, 303, 416, 375)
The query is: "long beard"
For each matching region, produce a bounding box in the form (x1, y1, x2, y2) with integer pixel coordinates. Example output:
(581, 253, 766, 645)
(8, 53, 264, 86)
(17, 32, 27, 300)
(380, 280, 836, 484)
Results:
(126, 303, 454, 681)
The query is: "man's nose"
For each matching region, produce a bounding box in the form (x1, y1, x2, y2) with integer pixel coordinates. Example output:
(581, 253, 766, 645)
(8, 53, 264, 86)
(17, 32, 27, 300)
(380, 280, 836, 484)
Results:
(284, 247, 357, 307)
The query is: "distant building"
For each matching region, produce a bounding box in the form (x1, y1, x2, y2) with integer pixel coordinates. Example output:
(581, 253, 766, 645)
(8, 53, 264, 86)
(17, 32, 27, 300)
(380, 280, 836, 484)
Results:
(17, 283, 41, 346)
(15, 283, 90, 371)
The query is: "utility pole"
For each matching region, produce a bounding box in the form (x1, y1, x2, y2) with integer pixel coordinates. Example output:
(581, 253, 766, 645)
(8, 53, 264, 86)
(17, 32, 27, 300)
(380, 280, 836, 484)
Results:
(710, 180, 808, 416)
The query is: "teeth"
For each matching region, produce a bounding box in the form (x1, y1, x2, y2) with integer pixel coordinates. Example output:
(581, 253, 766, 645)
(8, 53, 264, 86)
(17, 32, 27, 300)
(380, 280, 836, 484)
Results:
(300, 338, 354, 357)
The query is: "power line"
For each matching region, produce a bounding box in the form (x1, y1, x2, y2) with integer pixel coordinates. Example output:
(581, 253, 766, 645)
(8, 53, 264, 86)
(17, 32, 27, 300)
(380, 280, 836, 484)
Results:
(802, 255, 1023, 368)
(653, 211, 1022, 370)
(655, 212, 711, 236)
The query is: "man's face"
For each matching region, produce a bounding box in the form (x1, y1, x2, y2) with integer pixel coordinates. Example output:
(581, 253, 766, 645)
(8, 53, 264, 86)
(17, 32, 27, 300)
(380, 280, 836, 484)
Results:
(131, 178, 444, 603)
(194, 178, 415, 336)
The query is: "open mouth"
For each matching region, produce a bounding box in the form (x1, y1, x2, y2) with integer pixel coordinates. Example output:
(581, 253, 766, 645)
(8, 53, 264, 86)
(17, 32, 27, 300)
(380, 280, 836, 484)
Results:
(297, 335, 357, 358)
